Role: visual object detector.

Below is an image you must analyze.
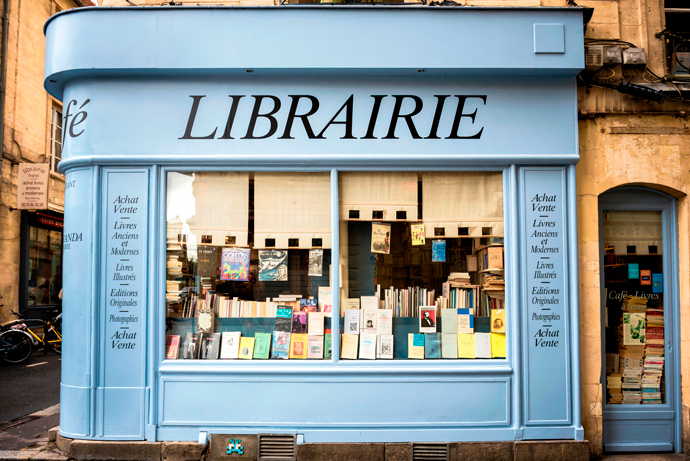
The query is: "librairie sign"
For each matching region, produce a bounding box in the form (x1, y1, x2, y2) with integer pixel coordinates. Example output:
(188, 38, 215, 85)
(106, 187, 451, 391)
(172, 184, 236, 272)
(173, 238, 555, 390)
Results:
(17, 163, 49, 210)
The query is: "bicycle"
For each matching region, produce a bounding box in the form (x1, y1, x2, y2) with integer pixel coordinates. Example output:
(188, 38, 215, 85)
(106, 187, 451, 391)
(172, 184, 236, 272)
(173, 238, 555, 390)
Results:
(0, 296, 34, 364)
(5, 308, 62, 355)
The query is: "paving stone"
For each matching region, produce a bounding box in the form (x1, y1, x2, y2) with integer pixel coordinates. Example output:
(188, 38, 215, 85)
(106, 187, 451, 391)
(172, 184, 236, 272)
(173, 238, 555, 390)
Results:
(161, 441, 207, 461)
(69, 440, 161, 461)
(514, 440, 589, 461)
(54, 434, 70, 455)
(296, 443, 384, 461)
(0, 450, 40, 460)
(454, 442, 513, 461)
(384, 443, 411, 461)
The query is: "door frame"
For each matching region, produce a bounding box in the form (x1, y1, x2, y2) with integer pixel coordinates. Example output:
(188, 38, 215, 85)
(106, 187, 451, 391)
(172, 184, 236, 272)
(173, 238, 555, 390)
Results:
(598, 186, 681, 453)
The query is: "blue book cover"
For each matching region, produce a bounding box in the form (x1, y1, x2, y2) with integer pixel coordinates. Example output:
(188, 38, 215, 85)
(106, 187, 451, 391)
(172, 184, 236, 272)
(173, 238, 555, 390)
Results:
(432, 240, 446, 262)
(424, 333, 441, 359)
(413, 333, 425, 347)
(271, 331, 291, 359)
(652, 273, 663, 293)
(628, 263, 639, 279)
(474, 316, 491, 333)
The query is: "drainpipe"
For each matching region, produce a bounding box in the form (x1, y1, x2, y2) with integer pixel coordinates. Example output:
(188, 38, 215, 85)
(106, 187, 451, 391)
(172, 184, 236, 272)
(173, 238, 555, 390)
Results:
(0, 0, 9, 201)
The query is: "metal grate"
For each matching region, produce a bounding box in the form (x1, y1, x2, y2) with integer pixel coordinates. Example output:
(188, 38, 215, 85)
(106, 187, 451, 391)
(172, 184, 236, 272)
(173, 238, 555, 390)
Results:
(411, 443, 450, 461)
(257, 434, 296, 460)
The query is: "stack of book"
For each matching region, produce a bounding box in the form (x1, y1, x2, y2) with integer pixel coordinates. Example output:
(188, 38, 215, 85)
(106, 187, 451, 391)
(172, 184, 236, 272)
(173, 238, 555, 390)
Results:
(607, 374, 623, 404)
(643, 307, 665, 404)
(447, 272, 471, 285)
(618, 317, 645, 404)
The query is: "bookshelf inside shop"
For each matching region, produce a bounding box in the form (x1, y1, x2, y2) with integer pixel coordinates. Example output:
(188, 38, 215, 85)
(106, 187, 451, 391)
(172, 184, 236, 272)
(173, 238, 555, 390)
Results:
(164, 171, 506, 361)
(603, 246, 665, 405)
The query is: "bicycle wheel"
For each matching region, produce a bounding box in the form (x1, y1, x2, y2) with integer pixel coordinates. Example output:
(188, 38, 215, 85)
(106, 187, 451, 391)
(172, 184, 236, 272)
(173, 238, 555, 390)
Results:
(46, 323, 61, 354)
(0, 330, 34, 364)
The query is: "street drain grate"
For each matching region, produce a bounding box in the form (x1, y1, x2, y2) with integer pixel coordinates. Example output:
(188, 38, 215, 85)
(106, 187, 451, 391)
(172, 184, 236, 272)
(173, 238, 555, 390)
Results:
(0, 415, 42, 432)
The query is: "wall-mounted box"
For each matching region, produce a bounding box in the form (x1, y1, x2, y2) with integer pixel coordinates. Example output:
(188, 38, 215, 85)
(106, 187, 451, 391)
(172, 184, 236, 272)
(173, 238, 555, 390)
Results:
(622, 47, 646, 66)
(603, 45, 622, 65)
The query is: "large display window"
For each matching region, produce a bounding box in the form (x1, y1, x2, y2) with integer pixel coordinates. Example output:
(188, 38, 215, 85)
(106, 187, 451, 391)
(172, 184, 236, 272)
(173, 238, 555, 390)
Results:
(164, 171, 506, 361)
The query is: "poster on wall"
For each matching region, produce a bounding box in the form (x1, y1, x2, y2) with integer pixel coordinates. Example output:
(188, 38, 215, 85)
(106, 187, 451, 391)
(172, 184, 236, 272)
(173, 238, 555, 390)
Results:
(411, 224, 425, 246)
(220, 248, 250, 281)
(197, 246, 219, 277)
(371, 223, 391, 254)
(432, 240, 446, 262)
(308, 249, 323, 276)
(258, 250, 288, 281)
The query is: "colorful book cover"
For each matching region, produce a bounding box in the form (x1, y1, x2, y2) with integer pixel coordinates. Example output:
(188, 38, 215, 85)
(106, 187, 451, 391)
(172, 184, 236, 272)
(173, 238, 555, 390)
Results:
(289, 333, 308, 359)
(324, 334, 333, 359)
(271, 331, 291, 359)
(253, 332, 272, 359)
(300, 298, 318, 312)
(165, 335, 180, 359)
(628, 263, 639, 279)
(220, 247, 250, 281)
(490, 333, 506, 358)
(307, 335, 324, 359)
(377, 334, 394, 359)
(432, 240, 446, 262)
(199, 333, 220, 360)
(238, 337, 255, 360)
(652, 273, 663, 293)
(457, 333, 476, 359)
(491, 309, 506, 333)
(371, 222, 391, 254)
(424, 333, 441, 359)
(275, 307, 293, 332)
(258, 250, 288, 281)
(441, 333, 458, 359)
(640, 269, 652, 286)
(457, 308, 474, 334)
(411, 224, 425, 246)
(292, 311, 307, 334)
(623, 312, 646, 345)
(318, 286, 333, 316)
(308, 249, 323, 276)
(408, 333, 425, 359)
(419, 306, 437, 333)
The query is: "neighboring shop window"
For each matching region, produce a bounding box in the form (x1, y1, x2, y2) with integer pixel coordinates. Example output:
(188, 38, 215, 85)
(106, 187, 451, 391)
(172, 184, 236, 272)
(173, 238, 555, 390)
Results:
(163, 171, 506, 361)
(50, 105, 63, 174)
(603, 211, 665, 404)
(27, 225, 63, 306)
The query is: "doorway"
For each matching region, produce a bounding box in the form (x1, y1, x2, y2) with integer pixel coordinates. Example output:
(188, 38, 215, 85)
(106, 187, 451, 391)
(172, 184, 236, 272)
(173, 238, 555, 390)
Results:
(600, 187, 680, 452)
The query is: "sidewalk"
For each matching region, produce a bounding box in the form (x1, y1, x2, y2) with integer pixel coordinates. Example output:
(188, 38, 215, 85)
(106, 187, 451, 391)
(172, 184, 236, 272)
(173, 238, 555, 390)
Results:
(0, 405, 66, 461)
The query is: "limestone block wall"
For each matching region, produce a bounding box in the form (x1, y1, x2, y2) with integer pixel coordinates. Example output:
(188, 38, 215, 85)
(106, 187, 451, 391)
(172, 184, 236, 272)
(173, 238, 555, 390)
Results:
(577, 114, 690, 457)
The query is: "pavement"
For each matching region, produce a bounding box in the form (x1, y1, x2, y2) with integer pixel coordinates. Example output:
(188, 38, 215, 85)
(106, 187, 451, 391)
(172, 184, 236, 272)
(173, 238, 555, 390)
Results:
(0, 405, 66, 460)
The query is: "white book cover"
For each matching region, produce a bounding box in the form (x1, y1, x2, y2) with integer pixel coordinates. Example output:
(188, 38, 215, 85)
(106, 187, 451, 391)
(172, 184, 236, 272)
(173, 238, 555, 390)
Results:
(220, 331, 241, 359)
(441, 309, 457, 334)
(361, 296, 378, 312)
(346, 298, 360, 310)
(318, 286, 333, 317)
(457, 308, 474, 334)
(307, 335, 324, 359)
(359, 333, 377, 360)
(361, 308, 377, 334)
(308, 312, 325, 335)
(441, 333, 458, 359)
(344, 309, 360, 334)
(475, 333, 492, 358)
(377, 334, 394, 359)
(376, 309, 393, 335)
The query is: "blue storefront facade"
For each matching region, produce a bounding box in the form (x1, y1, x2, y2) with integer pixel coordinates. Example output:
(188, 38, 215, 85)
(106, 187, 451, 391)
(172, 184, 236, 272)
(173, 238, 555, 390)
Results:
(46, 6, 589, 447)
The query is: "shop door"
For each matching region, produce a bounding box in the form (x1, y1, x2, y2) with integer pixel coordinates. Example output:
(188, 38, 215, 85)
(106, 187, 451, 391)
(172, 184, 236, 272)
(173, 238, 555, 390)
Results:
(600, 187, 680, 453)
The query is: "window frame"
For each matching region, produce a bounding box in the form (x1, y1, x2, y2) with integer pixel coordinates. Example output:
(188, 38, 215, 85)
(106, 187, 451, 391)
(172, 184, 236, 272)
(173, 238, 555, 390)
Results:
(159, 166, 513, 369)
(49, 104, 63, 174)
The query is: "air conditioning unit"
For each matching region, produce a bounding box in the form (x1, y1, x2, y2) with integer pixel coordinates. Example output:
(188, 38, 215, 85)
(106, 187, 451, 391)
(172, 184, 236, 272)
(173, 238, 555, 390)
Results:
(585, 45, 603, 72)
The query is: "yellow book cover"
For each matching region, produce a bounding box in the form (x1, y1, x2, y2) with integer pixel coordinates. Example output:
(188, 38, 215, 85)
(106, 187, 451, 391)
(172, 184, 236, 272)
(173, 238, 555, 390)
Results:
(411, 224, 425, 246)
(408, 333, 425, 359)
(289, 333, 308, 359)
(457, 333, 476, 359)
(341, 334, 359, 359)
(491, 309, 506, 333)
(238, 337, 255, 360)
(491, 333, 506, 358)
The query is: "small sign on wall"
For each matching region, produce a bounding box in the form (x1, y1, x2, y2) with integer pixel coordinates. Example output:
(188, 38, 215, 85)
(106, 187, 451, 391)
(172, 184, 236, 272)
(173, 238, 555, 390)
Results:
(17, 163, 49, 210)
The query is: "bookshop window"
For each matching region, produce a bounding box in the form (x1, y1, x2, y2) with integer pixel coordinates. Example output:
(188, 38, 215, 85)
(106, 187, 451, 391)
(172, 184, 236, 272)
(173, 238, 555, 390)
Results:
(338, 171, 506, 360)
(603, 211, 666, 404)
(165, 172, 333, 360)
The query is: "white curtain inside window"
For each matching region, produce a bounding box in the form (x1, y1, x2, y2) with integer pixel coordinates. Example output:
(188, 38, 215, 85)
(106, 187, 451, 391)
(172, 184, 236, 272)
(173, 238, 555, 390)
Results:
(421, 172, 503, 238)
(339, 172, 418, 221)
(168, 172, 250, 248)
(603, 210, 663, 255)
(254, 172, 331, 249)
